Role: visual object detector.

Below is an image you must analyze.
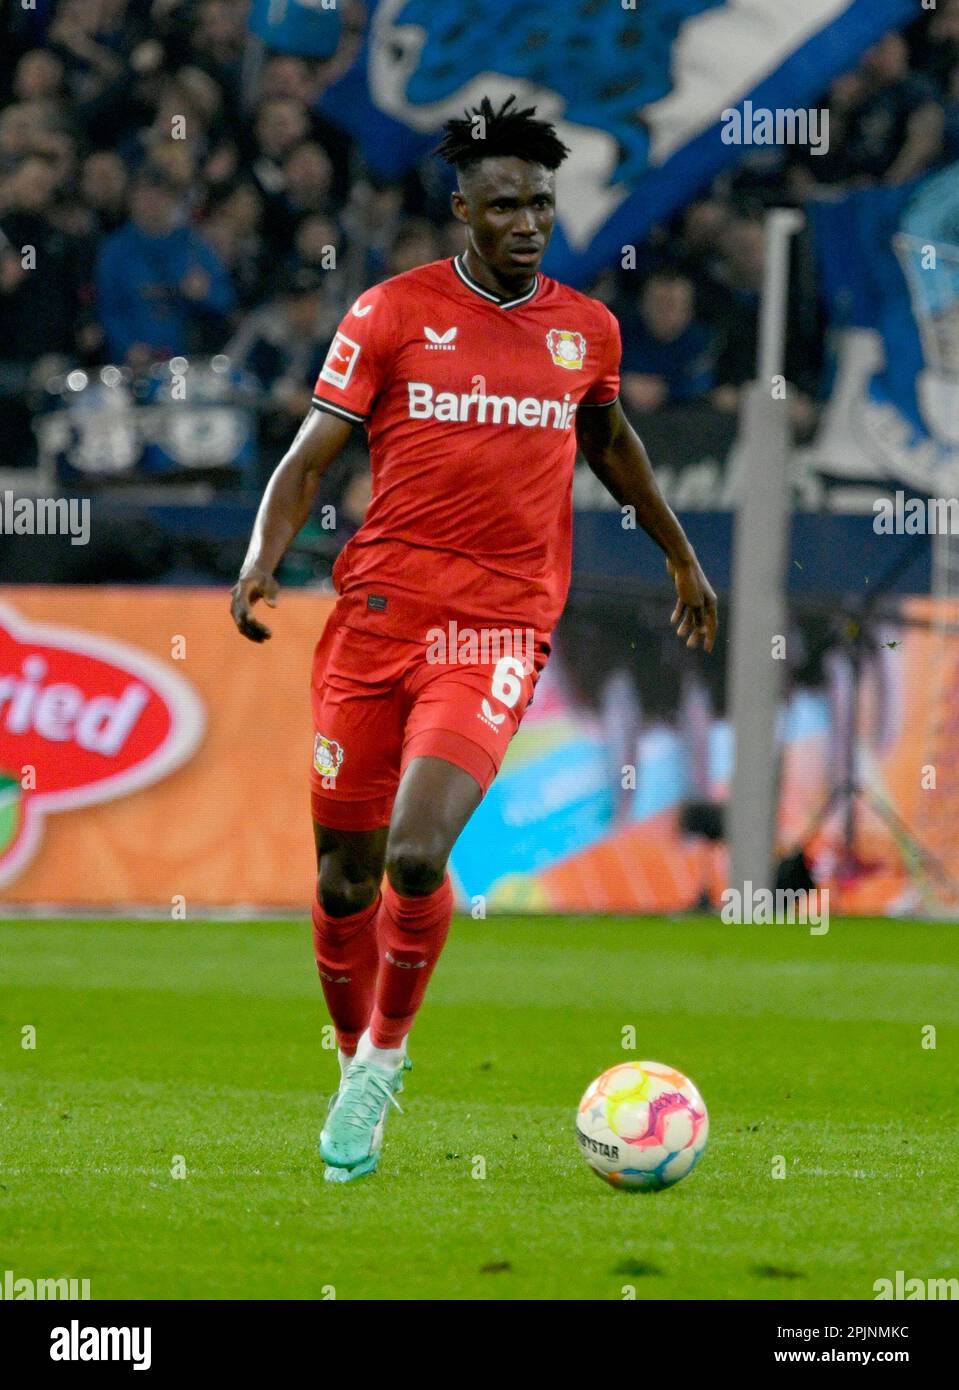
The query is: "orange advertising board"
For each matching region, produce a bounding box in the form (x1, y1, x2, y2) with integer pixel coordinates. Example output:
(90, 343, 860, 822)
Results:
(3, 587, 957, 917)
(0, 587, 334, 909)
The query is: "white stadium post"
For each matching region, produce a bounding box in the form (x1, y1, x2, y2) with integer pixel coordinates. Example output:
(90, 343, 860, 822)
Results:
(728, 208, 805, 897)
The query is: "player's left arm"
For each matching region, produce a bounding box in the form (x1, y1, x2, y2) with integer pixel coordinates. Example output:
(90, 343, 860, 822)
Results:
(576, 400, 718, 652)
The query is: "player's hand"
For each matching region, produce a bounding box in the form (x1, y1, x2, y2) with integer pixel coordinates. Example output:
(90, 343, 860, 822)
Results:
(230, 567, 278, 643)
(667, 554, 718, 653)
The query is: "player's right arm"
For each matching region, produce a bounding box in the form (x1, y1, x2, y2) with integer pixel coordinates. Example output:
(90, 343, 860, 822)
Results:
(232, 284, 394, 641)
(230, 408, 353, 642)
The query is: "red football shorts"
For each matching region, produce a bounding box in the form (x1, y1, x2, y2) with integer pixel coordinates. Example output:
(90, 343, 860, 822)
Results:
(310, 605, 548, 831)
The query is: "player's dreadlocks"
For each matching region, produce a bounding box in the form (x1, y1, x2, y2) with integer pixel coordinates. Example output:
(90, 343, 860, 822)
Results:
(435, 95, 570, 173)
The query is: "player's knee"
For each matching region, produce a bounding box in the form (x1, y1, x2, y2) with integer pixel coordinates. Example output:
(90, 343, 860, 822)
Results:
(384, 840, 447, 897)
(317, 861, 378, 918)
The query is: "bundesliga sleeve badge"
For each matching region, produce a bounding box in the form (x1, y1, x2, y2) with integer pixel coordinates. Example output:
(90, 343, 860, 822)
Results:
(546, 329, 586, 370)
(319, 333, 361, 389)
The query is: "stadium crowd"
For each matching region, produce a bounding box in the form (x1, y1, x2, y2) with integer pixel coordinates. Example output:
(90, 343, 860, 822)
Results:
(0, 0, 957, 487)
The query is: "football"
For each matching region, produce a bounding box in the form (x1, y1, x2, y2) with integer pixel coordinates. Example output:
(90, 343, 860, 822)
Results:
(576, 1060, 709, 1191)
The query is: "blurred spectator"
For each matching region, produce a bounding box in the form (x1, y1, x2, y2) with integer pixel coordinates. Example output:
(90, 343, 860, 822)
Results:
(251, 94, 351, 213)
(290, 213, 350, 314)
(96, 167, 235, 365)
(80, 150, 129, 233)
(250, 97, 311, 198)
(258, 55, 319, 107)
(13, 48, 68, 111)
(0, 140, 97, 469)
(186, 0, 248, 105)
(120, 65, 228, 181)
(708, 217, 766, 407)
(261, 140, 335, 253)
(0, 155, 95, 361)
(204, 182, 269, 307)
(0, 101, 71, 176)
(293, 212, 341, 275)
(671, 199, 733, 321)
(70, 35, 166, 152)
(225, 266, 340, 459)
(706, 217, 819, 436)
(47, 0, 132, 103)
(852, 35, 943, 182)
(912, 0, 959, 91)
(795, 33, 943, 190)
(255, 54, 353, 203)
(621, 271, 716, 415)
(17, 127, 80, 201)
(385, 219, 441, 277)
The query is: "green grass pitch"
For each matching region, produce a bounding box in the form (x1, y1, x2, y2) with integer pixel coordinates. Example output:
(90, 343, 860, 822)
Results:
(1, 915, 956, 1301)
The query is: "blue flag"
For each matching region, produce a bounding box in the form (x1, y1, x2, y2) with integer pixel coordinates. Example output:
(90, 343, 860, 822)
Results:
(320, 0, 917, 285)
(806, 167, 959, 491)
(248, 0, 343, 60)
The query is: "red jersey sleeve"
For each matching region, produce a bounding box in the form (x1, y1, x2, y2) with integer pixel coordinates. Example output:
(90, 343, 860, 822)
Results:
(312, 285, 397, 424)
(580, 306, 621, 408)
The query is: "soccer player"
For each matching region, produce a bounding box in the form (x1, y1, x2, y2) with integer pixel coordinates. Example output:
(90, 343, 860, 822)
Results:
(230, 96, 718, 1182)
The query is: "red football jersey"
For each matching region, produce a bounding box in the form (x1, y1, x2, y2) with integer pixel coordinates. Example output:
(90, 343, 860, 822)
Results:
(312, 255, 620, 643)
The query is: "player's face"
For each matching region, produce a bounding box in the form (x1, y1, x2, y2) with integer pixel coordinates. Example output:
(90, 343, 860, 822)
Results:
(452, 157, 556, 285)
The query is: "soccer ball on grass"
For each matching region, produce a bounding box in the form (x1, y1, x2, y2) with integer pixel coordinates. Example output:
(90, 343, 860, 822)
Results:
(576, 1060, 708, 1191)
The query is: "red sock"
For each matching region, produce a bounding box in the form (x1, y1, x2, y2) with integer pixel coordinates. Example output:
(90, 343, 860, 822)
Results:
(311, 892, 380, 1055)
(370, 877, 453, 1048)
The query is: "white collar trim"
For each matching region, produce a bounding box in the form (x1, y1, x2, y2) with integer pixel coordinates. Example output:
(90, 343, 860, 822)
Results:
(453, 255, 540, 309)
